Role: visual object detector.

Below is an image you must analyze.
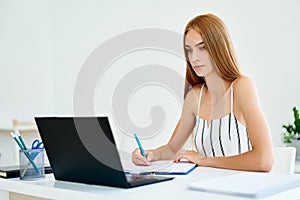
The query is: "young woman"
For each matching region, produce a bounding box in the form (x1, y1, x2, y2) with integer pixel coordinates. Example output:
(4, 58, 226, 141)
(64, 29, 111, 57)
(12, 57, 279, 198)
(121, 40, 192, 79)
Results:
(132, 13, 274, 172)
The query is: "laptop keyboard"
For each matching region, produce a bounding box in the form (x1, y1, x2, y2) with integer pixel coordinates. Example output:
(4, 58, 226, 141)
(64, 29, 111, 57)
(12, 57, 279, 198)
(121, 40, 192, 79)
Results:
(126, 174, 173, 187)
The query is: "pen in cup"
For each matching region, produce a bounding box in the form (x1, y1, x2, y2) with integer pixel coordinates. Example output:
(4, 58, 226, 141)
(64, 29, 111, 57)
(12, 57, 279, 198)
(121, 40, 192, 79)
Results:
(10, 131, 40, 174)
(15, 130, 28, 150)
(10, 132, 24, 151)
(134, 133, 147, 159)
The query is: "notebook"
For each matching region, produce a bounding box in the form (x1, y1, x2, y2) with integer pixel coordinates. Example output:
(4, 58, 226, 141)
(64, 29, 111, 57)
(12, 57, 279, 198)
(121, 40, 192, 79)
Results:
(122, 160, 197, 175)
(0, 165, 52, 179)
(34, 117, 174, 188)
(188, 172, 300, 198)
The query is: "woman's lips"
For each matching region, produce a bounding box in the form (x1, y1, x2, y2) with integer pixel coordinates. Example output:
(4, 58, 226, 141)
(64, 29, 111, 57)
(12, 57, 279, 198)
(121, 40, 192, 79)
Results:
(193, 65, 204, 70)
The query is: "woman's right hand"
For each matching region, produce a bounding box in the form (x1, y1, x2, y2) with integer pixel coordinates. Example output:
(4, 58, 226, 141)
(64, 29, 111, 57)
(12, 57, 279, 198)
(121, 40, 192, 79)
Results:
(131, 148, 154, 166)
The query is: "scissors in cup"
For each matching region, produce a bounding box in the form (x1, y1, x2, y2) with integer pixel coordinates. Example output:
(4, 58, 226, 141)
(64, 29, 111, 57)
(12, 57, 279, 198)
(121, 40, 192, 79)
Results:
(30, 139, 44, 160)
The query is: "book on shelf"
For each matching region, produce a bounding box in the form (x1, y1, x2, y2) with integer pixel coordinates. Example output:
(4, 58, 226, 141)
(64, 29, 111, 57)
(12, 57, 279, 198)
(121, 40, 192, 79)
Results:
(0, 165, 52, 178)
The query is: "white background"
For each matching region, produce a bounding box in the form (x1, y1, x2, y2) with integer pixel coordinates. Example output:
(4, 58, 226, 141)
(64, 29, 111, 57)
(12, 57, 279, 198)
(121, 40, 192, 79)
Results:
(0, 0, 299, 153)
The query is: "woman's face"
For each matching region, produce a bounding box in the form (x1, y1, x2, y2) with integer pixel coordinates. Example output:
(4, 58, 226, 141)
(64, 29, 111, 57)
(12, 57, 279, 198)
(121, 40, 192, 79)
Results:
(184, 29, 215, 77)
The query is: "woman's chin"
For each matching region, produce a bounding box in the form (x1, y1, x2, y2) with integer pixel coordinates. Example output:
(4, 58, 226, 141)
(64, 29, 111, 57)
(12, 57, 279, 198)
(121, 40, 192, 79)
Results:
(195, 72, 205, 77)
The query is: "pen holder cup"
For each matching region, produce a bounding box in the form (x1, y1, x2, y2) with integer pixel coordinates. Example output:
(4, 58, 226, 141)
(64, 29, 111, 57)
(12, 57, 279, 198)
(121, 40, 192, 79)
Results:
(19, 149, 45, 180)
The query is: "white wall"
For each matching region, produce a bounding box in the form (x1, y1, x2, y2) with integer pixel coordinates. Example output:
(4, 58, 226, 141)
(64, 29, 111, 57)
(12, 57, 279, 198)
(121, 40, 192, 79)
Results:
(1, 0, 299, 155)
(0, 0, 55, 125)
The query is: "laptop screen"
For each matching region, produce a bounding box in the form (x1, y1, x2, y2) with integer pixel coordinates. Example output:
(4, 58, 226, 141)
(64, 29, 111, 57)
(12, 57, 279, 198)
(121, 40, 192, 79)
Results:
(35, 117, 129, 187)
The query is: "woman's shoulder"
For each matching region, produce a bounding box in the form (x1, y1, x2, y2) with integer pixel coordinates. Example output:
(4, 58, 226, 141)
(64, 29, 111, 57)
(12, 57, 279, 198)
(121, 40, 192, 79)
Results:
(182, 84, 204, 116)
(191, 83, 204, 91)
(184, 83, 204, 105)
(232, 75, 259, 104)
(233, 76, 256, 93)
(186, 83, 204, 97)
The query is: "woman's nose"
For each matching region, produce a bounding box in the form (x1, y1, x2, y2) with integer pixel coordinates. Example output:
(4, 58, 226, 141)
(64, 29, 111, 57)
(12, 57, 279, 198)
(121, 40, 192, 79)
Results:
(190, 52, 200, 63)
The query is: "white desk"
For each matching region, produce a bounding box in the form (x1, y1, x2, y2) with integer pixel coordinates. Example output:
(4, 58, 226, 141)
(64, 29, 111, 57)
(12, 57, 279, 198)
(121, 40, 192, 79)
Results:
(295, 160, 300, 173)
(1, 167, 300, 200)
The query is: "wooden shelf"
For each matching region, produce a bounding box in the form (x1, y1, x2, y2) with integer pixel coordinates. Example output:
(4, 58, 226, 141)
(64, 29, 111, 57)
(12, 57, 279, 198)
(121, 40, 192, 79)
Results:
(0, 126, 37, 132)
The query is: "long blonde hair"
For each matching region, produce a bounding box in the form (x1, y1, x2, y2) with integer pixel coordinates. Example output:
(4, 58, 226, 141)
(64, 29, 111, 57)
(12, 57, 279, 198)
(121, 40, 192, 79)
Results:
(183, 14, 241, 97)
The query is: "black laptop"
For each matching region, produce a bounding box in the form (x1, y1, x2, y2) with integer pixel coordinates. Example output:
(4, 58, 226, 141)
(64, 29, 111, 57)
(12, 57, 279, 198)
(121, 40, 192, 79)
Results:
(34, 117, 173, 188)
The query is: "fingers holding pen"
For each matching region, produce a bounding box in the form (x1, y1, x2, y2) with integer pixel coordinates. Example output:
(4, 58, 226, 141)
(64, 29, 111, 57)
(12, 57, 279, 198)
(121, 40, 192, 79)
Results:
(132, 133, 154, 166)
(132, 148, 153, 166)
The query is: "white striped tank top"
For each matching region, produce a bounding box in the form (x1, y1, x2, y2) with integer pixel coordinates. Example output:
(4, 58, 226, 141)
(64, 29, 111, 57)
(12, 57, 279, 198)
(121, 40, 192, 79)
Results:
(193, 84, 252, 157)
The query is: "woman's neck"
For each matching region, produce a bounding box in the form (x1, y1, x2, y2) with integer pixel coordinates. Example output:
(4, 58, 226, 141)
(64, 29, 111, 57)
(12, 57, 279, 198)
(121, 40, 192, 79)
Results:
(203, 73, 231, 117)
(204, 73, 231, 99)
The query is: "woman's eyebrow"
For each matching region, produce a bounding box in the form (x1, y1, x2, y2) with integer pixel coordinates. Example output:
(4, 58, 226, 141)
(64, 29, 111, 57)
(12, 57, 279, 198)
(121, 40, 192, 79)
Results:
(195, 41, 204, 46)
(185, 41, 204, 47)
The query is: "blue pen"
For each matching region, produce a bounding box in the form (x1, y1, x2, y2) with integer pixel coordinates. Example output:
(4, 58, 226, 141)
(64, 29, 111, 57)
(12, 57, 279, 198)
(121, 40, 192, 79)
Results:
(10, 132, 24, 151)
(134, 133, 147, 159)
(16, 130, 28, 150)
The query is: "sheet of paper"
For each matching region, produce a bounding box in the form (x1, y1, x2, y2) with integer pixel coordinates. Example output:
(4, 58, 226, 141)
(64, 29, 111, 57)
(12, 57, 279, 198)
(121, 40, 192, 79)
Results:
(122, 160, 196, 174)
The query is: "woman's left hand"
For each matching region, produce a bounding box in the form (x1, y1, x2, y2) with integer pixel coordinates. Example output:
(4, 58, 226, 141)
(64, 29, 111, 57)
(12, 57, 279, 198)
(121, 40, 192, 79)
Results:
(174, 150, 205, 165)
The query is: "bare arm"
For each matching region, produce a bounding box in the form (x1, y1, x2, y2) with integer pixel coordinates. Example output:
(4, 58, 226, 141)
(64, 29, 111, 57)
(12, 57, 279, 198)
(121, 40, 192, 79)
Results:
(152, 87, 199, 160)
(132, 86, 199, 165)
(175, 77, 274, 172)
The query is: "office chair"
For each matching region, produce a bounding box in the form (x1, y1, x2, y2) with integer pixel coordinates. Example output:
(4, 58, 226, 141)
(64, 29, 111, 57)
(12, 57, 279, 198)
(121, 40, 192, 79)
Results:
(270, 147, 296, 174)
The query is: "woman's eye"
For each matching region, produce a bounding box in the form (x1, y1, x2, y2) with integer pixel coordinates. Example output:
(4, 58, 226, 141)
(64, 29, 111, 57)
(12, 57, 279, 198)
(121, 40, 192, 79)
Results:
(185, 48, 192, 52)
(199, 46, 205, 51)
